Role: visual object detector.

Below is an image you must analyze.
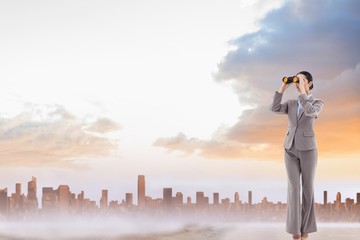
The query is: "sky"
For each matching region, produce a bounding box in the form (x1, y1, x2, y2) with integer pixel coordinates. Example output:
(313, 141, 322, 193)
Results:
(0, 0, 359, 206)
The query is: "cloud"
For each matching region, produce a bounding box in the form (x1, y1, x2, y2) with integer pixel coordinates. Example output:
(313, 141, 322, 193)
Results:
(154, 0, 360, 161)
(83, 117, 121, 134)
(0, 104, 121, 167)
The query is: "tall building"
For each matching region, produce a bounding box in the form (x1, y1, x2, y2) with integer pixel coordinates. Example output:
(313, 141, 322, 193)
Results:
(357, 193, 360, 205)
(323, 191, 328, 206)
(234, 192, 240, 204)
(27, 176, 38, 211)
(100, 189, 108, 209)
(336, 192, 341, 204)
(345, 198, 354, 209)
(42, 187, 58, 214)
(248, 191, 252, 206)
(77, 191, 84, 212)
(125, 193, 133, 207)
(58, 185, 70, 213)
(163, 188, 173, 209)
(137, 175, 145, 208)
(196, 192, 205, 207)
(213, 193, 219, 205)
(175, 192, 183, 206)
(13, 183, 24, 211)
(0, 188, 8, 215)
(15, 183, 21, 196)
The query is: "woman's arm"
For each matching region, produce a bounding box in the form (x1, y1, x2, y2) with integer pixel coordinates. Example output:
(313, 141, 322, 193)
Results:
(270, 82, 292, 114)
(298, 94, 324, 118)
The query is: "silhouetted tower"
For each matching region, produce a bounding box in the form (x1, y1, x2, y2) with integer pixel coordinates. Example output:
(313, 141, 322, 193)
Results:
(234, 192, 240, 204)
(163, 188, 173, 209)
(100, 189, 108, 209)
(248, 191, 252, 205)
(42, 187, 57, 214)
(27, 176, 38, 210)
(0, 188, 8, 215)
(125, 193, 133, 207)
(58, 185, 70, 214)
(323, 191, 328, 206)
(336, 192, 341, 203)
(196, 192, 205, 207)
(175, 192, 183, 206)
(15, 183, 21, 196)
(13, 183, 24, 210)
(213, 192, 219, 205)
(137, 175, 145, 208)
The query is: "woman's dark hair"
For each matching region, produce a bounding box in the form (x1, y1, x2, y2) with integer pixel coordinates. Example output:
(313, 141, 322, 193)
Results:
(298, 71, 313, 90)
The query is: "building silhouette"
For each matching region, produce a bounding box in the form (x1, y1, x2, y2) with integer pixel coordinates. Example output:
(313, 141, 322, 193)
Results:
(58, 185, 70, 214)
(324, 190, 328, 206)
(163, 188, 173, 209)
(213, 192, 219, 205)
(100, 190, 108, 209)
(248, 191, 252, 206)
(175, 192, 183, 206)
(137, 175, 145, 208)
(125, 193, 133, 207)
(0, 188, 8, 216)
(26, 177, 38, 212)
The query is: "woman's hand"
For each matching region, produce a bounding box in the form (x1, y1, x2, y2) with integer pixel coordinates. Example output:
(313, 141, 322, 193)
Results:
(297, 74, 307, 95)
(278, 82, 293, 94)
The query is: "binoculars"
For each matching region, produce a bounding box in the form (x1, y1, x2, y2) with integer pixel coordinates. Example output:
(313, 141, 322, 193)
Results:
(282, 76, 299, 84)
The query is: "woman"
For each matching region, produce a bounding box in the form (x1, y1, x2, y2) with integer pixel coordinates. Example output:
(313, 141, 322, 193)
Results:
(270, 71, 324, 240)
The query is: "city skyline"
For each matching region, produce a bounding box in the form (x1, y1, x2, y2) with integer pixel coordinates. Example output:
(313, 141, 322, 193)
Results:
(1, 175, 359, 210)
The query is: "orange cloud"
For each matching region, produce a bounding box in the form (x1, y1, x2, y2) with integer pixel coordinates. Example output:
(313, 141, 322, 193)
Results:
(0, 105, 121, 168)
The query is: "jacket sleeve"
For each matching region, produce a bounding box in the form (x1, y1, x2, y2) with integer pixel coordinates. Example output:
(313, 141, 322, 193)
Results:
(270, 91, 289, 114)
(298, 94, 324, 118)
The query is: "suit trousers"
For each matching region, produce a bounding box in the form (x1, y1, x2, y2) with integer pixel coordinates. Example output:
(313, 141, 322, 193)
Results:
(284, 138, 318, 235)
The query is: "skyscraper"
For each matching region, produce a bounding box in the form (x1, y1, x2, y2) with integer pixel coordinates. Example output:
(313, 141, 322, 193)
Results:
(213, 192, 219, 205)
(42, 187, 58, 214)
(248, 191, 252, 206)
(163, 188, 173, 209)
(27, 176, 38, 211)
(125, 193, 133, 207)
(336, 192, 341, 204)
(196, 191, 205, 207)
(13, 183, 24, 210)
(58, 185, 70, 214)
(0, 188, 8, 215)
(175, 192, 183, 206)
(234, 192, 240, 204)
(323, 191, 328, 206)
(137, 175, 145, 208)
(100, 189, 108, 209)
(15, 183, 21, 196)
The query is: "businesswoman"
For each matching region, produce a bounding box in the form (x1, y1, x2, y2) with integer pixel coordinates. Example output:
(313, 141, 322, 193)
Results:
(270, 71, 324, 240)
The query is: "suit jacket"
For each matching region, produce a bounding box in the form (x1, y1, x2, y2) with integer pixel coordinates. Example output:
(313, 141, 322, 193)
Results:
(270, 91, 324, 150)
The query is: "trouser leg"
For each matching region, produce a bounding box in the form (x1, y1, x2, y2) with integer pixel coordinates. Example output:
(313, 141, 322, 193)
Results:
(284, 144, 301, 235)
(299, 149, 318, 234)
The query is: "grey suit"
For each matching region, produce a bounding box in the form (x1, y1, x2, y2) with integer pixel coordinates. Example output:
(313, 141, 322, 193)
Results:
(270, 91, 324, 235)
